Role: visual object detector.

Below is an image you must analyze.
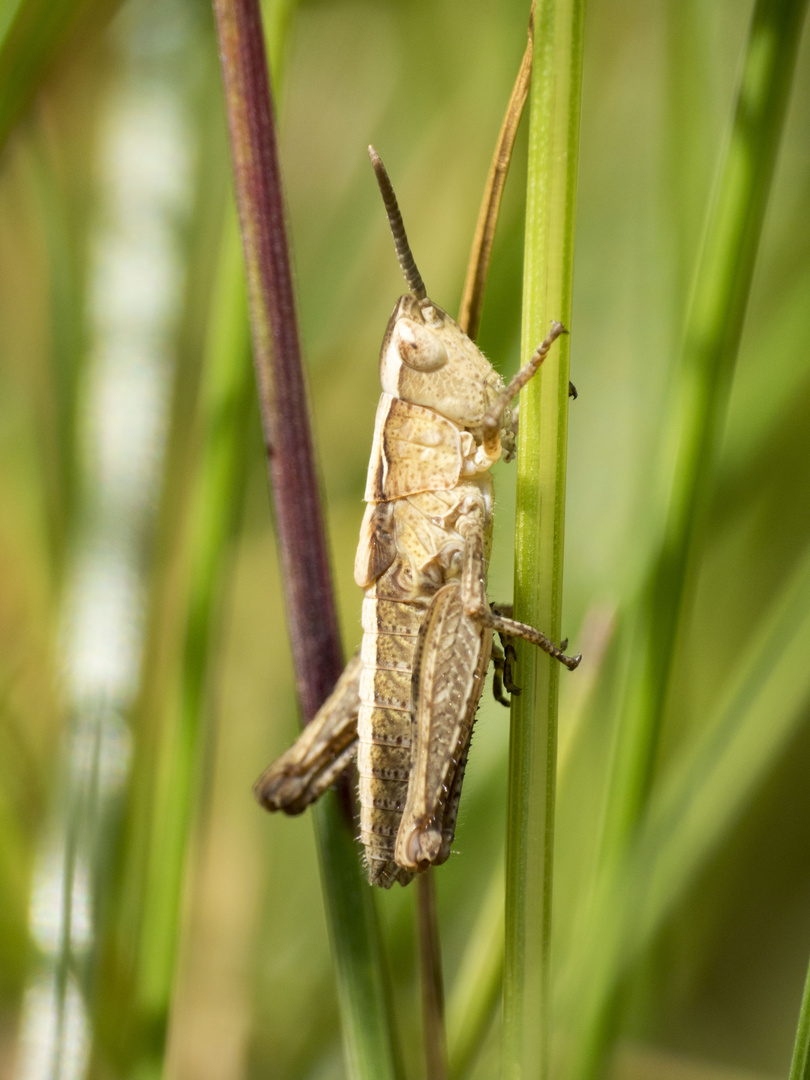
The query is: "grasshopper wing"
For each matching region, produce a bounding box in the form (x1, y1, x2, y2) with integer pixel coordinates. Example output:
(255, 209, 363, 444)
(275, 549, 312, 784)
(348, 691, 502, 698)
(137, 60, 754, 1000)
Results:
(254, 652, 361, 815)
(395, 583, 492, 871)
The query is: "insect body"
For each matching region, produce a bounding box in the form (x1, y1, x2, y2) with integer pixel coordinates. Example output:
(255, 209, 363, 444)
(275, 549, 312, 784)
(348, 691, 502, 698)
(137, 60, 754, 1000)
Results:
(255, 148, 579, 887)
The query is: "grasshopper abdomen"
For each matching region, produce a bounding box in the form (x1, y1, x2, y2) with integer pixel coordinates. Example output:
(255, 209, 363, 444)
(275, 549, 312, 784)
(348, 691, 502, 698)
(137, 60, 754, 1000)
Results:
(358, 597, 423, 887)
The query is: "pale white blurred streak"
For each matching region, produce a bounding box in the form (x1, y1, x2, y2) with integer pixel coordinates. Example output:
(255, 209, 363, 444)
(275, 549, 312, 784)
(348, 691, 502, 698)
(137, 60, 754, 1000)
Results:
(16, 9, 193, 1078)
(18, 975, 90, 1080)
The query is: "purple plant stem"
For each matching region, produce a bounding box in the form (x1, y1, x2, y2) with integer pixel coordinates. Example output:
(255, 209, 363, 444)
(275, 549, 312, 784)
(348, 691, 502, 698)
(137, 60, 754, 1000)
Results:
(212, 0, 344, 722)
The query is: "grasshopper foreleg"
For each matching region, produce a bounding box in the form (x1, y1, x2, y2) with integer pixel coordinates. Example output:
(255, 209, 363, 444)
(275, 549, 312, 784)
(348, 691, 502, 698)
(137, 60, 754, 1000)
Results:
(481, 321, 568, 459)
(254, 651, 362, 814)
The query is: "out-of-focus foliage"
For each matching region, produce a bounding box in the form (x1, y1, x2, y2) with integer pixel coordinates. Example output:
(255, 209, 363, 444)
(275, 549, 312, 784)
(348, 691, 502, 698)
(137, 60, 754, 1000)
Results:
(1, 0, 809, 1079)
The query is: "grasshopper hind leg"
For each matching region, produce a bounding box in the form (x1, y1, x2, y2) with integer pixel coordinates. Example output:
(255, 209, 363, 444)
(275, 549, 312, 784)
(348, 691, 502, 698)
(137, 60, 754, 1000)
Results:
(394, 583, 492, 873)
(255, 651, 362, 815)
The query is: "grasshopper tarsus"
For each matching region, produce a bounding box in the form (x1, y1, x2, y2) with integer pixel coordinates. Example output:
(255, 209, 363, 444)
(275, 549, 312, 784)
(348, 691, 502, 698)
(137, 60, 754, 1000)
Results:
(503, 668, 521, 697)
(491, 642, 512, 706)
(499, 632, 521, 696)
(490, 631, 525, 704)
(494, 687, 512, 707)
(492, 667, 509, 706)
(569, 380, 578, 399)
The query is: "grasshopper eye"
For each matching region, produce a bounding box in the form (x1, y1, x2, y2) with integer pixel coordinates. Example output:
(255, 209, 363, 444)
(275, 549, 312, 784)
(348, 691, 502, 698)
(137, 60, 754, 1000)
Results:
(396, 318, 448, 372)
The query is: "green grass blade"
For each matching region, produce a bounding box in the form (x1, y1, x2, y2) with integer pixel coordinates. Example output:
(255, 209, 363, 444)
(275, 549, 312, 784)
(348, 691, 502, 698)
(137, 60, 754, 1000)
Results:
(790, 954, 810, 1080)
(127, 217, 254, 1076)
(502, 2, 586, 1077)
(563, 536, 810, 1076)
(0, 0, 121, 151)
(313, 797, 404, 1080)
(571, 3, 809, 1073)
(447, 859, 504, 1080)
(599, 0, 810, 875)
(640, 552, 810, 950)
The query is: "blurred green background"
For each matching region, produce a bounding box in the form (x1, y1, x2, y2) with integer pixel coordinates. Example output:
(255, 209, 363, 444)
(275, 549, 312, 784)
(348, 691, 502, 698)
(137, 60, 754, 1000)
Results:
(1, 0, 809, 1078)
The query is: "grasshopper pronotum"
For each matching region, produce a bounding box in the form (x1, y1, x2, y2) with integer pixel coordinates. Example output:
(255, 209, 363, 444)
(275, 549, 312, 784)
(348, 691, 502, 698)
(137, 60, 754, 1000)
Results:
(255, 148, 580, 888)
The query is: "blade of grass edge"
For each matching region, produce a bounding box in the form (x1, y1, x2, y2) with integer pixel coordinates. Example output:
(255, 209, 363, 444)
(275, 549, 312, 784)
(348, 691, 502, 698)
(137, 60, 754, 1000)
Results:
(211, 3, 401, 1078)
(789, 953, 810, 1080)
(502, 1, 585, 1078)
(597, 0, 810, 875)
(458, 12, 533, 343)
(94, 10, 299, 1075)
(417, 869, 448, 1080)
(118, 215, 254, 1077)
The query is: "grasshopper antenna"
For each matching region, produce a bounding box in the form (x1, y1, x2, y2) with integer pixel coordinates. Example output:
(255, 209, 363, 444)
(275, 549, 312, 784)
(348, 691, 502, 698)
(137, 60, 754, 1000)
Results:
(368, 145, 428, 302)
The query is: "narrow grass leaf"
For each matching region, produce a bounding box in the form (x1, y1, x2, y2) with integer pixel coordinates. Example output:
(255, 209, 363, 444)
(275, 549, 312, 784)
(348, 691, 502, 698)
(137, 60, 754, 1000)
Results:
(447, 859, 504, 1080)
(574, 2, 809, 1073)
(0, 0, 121, 151)
(127, 217, 254, 1074)
(599, 0, 810, 876)
(789, 953, 810, 1080)
(503, 1, 585, 1077)
(563, 538, 810, 1076)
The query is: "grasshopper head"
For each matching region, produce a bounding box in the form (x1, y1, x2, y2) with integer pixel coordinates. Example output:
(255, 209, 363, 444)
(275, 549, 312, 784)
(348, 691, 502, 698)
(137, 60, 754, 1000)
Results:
(379, 294, 506, 432)
(370, 147, 513, 450)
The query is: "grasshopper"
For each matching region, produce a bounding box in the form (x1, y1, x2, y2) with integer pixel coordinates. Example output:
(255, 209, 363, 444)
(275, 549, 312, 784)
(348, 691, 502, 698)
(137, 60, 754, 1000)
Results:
(255, 148, 580, 888)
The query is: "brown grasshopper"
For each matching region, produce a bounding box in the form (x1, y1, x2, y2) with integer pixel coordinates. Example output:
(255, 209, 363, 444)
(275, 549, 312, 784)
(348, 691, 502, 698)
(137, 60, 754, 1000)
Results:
(255, 148, 580, 888)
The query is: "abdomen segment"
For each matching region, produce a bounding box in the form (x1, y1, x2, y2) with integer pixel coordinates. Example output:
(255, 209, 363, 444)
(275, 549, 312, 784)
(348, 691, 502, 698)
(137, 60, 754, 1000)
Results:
(357, 596, 423, 887)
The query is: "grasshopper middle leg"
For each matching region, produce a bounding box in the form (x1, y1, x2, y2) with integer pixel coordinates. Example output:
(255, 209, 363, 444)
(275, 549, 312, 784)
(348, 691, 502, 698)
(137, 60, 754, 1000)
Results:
(459, 494, 581, 671)
(491, 626, 522, 705)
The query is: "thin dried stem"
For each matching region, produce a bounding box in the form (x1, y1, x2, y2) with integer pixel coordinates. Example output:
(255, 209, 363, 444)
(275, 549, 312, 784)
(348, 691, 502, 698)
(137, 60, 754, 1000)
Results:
(411, 19, 536, 1071)
(458, 5, 533, 340)
(212, 4, 400, 1077)
(417, 870, 448, 1080)
(212, 0, 343, 721)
